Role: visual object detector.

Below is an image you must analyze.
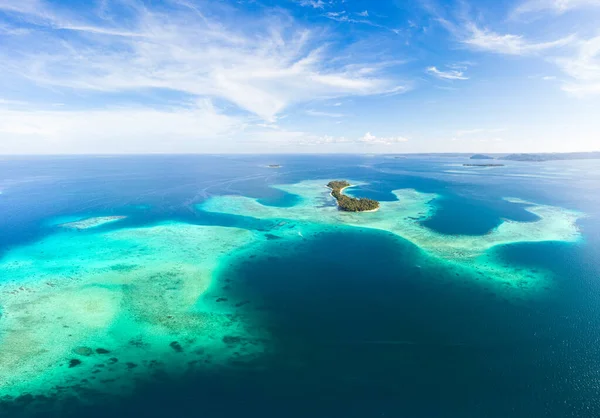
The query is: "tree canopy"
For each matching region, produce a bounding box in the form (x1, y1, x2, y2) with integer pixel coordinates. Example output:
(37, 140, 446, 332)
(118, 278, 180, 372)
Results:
(327, 180, 380, 212)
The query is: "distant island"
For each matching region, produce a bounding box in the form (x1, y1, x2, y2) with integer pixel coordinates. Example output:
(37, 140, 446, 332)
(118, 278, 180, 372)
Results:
(327, 180, 380, 212)
(267, 164, 281, 168)
(385, 152, 600, 161)
(463, 163, 505, 167)
(500, 154, 546, 162)
(499, 152, 600, 162)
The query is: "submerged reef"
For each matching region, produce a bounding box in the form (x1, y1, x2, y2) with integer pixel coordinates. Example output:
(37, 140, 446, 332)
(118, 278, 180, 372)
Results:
(0, 223, 267, 401)
(200, 179, 583, 292)
(0, 179, 585, 406)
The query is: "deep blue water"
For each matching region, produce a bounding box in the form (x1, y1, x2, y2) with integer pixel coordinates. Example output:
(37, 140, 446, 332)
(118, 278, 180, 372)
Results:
(1, 155, 600, 417)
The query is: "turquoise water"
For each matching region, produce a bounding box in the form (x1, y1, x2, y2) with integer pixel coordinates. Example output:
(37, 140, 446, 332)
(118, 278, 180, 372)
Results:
(1, 155, 599, 417)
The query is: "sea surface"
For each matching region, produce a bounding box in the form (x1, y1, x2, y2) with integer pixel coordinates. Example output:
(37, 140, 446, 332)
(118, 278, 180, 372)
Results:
(1, 155, 599, 418)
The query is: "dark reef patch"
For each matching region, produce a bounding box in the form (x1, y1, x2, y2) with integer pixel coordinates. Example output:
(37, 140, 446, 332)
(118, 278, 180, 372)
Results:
(265, 234, 281, 240)
(68, 359, 82, 368)
(169, 342, 183, 353)
(222, 336, 242, 345)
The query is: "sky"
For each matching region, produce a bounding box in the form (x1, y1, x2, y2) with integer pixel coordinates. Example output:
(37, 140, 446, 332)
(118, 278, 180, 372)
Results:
(0, 0, 599, 154)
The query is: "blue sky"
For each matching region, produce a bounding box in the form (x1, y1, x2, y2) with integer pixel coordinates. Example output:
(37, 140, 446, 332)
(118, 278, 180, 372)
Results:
(0, 0, 599, 154)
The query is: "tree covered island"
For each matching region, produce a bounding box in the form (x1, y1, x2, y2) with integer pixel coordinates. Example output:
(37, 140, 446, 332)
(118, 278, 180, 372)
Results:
(327, 180, 380, 212)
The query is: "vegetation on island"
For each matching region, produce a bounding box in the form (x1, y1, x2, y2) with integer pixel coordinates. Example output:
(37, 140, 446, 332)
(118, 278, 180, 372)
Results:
(470, 154, 494, 160)
(327, 180, 380, 212)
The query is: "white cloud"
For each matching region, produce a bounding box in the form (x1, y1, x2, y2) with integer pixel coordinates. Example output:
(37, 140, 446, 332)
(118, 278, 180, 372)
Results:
(450, 128, 507, 143)
(426, 66, 469, 80)
(0, 101, 244, 153)
(513, 0, 600, 15)
(305, 109, 345, 117)
(295, 0, 327, 9)
(455, 129, 486, 137)
(0, 1, 404, 122)
(0, 98, 29, 106)
(440, 13, 596, 98)
(455, 128, 506, 137)
(555, 35, 600, 96)
(308, 135, 351, 144)
(362, 132, 377, 141)
(291, 132, 409, 148)
(462, 24, 575, 55)
(0, 22, 31, 35)
(323, 10, 385, 29)
(360, 132, 409, 145)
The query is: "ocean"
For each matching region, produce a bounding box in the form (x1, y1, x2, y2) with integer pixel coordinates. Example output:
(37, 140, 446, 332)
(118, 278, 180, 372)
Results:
(0, 154, 599, 418)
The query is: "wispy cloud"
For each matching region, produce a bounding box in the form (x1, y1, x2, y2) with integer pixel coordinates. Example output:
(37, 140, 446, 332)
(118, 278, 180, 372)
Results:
(462, 24, 575, 55)
(0, 0, 404, 122)
(360, 132, 409, 145)
(305, 109, 345, 117)
(433, 9, 576, 56)
(295, 132, 409, 147)
(432, 7, 597, 99)
(295, 0, 327, 9)
(301, 134, 351, 145)
(451, 128, 506, 142)
(555, 35, 600, 96)
(0, 22, 31, 35)
(0, 98, 30, 106)
(513, 0, 600, 15)
(323, 10, 385, 29)
(455, 128, 506, 137)
(426, 66, 469, 80)
(0, 101, 242, 154)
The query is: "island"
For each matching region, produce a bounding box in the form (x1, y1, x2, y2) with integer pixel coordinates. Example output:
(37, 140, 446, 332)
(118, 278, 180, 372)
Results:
(470, 154, 494, 160)
(327, 180, 380, 212)
(463, 164, 505, 167)
(499, 152, 600, 162)
(267, 164, 281, 168)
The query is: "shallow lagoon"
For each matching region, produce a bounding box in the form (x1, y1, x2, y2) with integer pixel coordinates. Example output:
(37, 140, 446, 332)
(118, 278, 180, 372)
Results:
(1, 155, 599, 417)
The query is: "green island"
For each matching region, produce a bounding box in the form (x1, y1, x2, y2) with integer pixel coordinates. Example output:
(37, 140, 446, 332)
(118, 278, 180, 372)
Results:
(327, 180, 380, 212)
(470, 154, 494, 160)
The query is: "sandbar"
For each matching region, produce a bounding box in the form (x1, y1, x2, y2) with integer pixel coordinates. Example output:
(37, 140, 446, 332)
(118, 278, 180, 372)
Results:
(59, 216, 126, 229)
